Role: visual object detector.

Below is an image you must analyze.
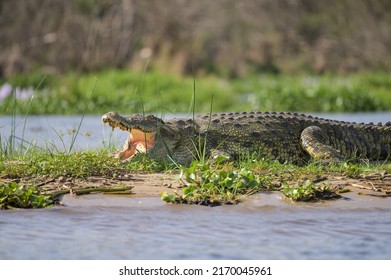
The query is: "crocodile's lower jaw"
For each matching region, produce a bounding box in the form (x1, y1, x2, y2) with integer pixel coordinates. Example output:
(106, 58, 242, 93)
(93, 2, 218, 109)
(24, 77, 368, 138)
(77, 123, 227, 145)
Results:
(117, 129, 156, 161)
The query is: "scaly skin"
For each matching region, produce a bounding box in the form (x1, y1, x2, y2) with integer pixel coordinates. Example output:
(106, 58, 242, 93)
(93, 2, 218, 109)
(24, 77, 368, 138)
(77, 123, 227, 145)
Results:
(102, 111, 391, 165)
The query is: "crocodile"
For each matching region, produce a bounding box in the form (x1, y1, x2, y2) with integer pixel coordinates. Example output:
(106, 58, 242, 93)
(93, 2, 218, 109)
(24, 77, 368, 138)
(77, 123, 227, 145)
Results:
(102, 111, 391, 165)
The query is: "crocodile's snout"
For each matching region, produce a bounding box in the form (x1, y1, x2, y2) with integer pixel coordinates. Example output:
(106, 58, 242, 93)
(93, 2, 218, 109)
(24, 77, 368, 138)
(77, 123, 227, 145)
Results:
(102, 111, 118, 123)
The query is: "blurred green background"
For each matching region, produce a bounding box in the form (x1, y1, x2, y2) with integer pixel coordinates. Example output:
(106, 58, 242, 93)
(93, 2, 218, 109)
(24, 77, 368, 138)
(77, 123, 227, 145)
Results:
(0, 0, 390, 114)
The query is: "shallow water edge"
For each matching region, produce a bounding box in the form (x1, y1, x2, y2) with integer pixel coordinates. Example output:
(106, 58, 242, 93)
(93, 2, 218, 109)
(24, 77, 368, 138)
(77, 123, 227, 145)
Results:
(1, 191, 390, 260)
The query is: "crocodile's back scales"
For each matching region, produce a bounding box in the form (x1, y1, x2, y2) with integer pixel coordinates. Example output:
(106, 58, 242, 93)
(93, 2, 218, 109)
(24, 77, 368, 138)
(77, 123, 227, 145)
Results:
(185, 111, 391, 164)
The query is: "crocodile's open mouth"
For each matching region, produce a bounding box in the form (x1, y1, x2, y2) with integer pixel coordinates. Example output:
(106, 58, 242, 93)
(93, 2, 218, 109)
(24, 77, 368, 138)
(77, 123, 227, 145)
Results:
(117, 129, 157, 161)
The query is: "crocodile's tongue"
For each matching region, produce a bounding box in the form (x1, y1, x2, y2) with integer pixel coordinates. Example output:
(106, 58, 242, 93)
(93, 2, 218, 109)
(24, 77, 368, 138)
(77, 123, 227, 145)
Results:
(117, 128, 156, 161)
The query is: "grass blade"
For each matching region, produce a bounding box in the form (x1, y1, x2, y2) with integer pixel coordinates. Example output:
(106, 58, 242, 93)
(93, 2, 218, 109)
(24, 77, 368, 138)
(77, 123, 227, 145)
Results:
(67, 78, 97, 153)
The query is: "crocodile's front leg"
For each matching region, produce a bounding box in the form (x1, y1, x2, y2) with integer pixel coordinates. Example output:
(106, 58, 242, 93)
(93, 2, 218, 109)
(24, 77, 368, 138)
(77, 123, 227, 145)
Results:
(300, 126, 344, 163)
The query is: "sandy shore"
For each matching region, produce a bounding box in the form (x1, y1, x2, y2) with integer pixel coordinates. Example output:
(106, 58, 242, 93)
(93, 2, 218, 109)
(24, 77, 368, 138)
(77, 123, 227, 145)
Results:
(62, 171, 391, 198)
(4, 170, 390, 205)
(58, 172, 391, 209)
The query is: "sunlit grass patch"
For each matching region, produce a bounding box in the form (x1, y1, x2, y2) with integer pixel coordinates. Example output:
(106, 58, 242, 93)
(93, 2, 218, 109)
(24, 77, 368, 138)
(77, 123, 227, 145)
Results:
(0, 149, 119, 179)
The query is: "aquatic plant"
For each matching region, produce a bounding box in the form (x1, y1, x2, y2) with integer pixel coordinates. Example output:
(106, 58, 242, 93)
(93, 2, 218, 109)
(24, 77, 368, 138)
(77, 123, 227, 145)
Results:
(280, 180, 340, 202)
(0, 182, 54, 209)
(161, 156, 268, 205)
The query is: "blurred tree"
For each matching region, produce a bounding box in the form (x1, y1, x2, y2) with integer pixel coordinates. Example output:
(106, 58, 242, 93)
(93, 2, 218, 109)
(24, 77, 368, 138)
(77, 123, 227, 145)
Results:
(0, 0, 390, 78)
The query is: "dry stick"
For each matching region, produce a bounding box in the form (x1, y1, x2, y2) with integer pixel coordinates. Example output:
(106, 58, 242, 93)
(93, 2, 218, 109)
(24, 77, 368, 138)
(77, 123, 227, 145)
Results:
(350, 183, 375, 190)
(36, 178, 56, 187)
(50, 187, 133, 199)
(361, 172, 387, 180)
(358, 192, 391, 198)
(312, 176, 328, 183)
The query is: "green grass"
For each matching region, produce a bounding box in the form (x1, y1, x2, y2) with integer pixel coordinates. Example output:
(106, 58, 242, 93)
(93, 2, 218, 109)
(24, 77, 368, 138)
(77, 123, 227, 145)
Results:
(1, 70, 390, 115)
(1, 150, 115, 179)
(0, 148, 170, 181)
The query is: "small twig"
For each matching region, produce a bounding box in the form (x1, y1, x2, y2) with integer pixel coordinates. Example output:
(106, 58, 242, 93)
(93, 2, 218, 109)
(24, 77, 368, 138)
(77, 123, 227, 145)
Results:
(350, 183, 374, 190)
(73, 187, 133, 195)
(358, 192, 391, 198)
(103, 191, 134, 195)
(36, 179, 56, 187)
(312, 176, 327, 183)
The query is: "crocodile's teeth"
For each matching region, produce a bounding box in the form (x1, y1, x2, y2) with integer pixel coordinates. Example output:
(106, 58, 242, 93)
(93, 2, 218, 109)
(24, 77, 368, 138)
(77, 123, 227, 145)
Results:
(135, 143, 146, 153)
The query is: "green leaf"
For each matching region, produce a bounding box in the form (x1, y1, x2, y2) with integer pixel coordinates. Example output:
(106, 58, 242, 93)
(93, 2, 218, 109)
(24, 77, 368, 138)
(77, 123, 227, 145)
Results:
(215, 154, 230, 165)
(183, 186, 197, 197)
(160, 191, 177, 203)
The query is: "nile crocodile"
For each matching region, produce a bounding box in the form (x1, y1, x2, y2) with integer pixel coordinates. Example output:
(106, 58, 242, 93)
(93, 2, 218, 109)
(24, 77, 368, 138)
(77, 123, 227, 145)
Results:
(102, 111, 391, 165)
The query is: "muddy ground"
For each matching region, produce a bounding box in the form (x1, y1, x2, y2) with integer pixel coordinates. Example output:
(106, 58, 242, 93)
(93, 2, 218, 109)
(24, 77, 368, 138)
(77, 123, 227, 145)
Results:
(5, 170, 391, 202)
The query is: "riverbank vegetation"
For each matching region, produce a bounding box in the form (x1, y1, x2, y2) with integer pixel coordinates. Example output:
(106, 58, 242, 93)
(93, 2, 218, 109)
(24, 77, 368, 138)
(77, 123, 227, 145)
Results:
(1, 144, 390, 209)
(1, 70, 391, 115)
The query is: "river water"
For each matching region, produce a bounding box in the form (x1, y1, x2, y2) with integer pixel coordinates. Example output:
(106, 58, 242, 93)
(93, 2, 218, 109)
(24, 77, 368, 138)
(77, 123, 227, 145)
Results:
(0, 112, 391, 259)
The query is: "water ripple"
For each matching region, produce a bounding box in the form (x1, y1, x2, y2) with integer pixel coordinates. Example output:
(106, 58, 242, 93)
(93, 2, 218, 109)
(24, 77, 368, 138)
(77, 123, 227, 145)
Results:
(1, 196, 391, 259)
